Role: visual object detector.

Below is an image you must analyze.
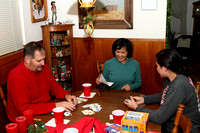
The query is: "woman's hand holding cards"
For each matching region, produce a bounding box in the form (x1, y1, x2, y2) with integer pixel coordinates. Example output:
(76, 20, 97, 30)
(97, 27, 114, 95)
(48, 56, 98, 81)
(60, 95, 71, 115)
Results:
(124, 96, 144, 110)
(132, 96, 144, 105)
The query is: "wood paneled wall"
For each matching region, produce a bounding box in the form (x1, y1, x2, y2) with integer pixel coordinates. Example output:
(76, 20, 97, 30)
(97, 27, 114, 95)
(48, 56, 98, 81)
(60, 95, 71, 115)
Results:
(0, 50, 24, 85)
(0, 49, 23, 133)
(0, 39, 165, 94)
(72, 38, 166, 95)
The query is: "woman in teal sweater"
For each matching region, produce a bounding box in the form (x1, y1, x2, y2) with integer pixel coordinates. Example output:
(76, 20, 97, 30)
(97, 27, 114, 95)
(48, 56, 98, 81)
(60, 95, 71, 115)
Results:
(96, 38, 142, 91)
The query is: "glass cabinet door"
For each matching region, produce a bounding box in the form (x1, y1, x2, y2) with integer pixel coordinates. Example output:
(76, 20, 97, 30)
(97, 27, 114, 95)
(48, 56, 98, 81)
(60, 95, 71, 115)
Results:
(50, 30, 72, 91)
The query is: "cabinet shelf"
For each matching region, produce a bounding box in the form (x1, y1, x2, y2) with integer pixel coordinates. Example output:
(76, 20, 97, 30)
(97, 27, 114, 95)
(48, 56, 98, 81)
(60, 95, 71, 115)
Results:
(51, 55, 71, 59)
(51, 44, 70, 47)
(41, 24, 75, 91)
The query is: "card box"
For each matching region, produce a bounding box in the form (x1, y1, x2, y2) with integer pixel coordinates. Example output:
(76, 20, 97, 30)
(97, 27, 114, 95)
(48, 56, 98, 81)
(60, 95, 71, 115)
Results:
(105, 123, 121, 133)
(121, 111, 149, 133)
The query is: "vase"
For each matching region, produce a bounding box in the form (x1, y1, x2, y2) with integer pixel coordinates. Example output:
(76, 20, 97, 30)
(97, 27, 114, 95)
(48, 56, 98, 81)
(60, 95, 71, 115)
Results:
(84, 22, 94, 38)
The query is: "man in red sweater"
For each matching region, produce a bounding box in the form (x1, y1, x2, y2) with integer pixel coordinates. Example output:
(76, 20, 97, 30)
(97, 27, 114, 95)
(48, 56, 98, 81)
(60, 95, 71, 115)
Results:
(7, 42, 78, 122)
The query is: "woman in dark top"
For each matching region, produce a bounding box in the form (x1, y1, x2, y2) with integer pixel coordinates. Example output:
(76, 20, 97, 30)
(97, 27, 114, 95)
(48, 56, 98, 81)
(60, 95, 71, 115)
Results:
(124, 48, 200, 133)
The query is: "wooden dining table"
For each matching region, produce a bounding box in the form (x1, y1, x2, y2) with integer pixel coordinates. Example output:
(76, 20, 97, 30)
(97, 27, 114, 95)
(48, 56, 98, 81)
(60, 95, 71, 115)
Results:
(34, 88, 161, 132)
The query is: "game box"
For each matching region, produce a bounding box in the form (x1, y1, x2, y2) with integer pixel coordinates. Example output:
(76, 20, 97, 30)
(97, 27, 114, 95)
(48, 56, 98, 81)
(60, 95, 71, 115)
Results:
(121, 111, 149, 133)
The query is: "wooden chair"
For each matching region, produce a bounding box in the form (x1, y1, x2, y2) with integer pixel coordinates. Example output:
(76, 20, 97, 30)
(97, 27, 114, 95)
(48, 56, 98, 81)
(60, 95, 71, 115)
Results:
(196, 81, 200, 98)
(0, 82, 10, 133)
(96, 61, 104, 75)
(0, 82, 7, 111)
(96, 61, 104, 96)
(172, 104, 192, 133)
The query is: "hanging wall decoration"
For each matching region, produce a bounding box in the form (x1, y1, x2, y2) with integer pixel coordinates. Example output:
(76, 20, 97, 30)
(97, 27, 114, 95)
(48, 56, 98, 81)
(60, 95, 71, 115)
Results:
(30, 0, 48, 23)
(141, 0, 157, 10)
(78, 0, 133, 29)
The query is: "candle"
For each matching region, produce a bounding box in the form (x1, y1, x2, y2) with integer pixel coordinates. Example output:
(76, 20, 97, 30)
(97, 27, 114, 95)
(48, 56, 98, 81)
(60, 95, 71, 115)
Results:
(16, 116, 27, 133)
(6, 123, 18, 133)
(23, 110, 34, 126)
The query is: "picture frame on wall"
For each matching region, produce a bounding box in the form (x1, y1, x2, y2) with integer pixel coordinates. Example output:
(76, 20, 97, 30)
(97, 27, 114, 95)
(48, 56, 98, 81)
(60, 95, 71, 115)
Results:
(78, 0, 133, 29)
(141, 0, 157, 10)
(30, 0, 48, 23)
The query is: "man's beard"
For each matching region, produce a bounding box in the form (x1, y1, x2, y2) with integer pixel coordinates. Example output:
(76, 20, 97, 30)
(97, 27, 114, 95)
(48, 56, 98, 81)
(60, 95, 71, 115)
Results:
(35, 65, 44, 72)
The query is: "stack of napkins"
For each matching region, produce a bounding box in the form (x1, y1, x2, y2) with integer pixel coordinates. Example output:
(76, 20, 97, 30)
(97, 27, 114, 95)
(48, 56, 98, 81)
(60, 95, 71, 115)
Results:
(45, 118, 70, 127)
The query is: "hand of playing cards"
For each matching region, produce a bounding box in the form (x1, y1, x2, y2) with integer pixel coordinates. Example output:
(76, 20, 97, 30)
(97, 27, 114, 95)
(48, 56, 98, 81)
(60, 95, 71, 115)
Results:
(125, 96, 131, 103)
(100, 74, 114, 87)
(125, 99, 131, 103)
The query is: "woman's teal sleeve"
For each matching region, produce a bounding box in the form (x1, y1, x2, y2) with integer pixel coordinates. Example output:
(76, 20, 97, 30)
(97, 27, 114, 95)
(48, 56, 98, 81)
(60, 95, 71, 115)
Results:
(99, 62, 110, 89)
(129, 63, 142, 91)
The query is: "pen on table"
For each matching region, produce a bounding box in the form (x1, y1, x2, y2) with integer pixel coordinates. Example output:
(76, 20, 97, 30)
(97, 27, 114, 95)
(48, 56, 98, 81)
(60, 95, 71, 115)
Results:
(97, 89, 101, 96)
(96, 88, 100, 96)
(34, 118, 41, 121)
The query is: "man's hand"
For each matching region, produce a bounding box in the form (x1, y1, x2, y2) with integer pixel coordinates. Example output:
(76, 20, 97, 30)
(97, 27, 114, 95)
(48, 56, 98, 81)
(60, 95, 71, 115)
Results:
(55, 101, 76, 112)
(65, 94, 78, 106)
(121, 84, 131, 91)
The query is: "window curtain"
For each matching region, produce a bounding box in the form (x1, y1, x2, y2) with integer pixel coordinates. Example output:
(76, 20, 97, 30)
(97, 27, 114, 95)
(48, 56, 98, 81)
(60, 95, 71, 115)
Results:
(0, 0, 23, 56)
(172, 0, 188, 35)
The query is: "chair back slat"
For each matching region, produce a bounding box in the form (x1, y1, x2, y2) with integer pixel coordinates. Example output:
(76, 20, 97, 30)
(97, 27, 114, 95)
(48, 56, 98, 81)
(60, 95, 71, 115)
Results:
(196, 82, 200, 98)
(172, 104, 192, 133)
(0, 85, 7, 110)
(96, 61, 104, 75)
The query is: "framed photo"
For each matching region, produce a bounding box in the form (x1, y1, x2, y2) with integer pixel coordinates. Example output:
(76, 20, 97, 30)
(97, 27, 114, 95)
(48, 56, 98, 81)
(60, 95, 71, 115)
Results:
(141, 0, 157, 10)
(30, 0, 48, 23)
(78, 0, 133, 29)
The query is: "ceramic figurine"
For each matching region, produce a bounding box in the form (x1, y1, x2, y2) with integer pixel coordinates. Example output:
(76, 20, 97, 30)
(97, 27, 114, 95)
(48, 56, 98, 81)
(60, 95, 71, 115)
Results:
(51, 1, 57, 23)
(64, 35, 69, 45)
(52, 35, 58, 45)
(61, 72, 65, 81)
(56, 49, 63, 57)
(45, 19, 49, 25)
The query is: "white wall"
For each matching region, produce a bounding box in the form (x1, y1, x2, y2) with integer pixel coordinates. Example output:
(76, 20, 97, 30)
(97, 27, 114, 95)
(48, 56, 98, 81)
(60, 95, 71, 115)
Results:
(20, 0, 167, 44)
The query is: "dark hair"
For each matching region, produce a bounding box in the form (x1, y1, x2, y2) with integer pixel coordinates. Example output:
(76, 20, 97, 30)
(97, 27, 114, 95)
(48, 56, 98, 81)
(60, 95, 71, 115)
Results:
(156, 48, 190, 76)
(112, 38, 133, 58)
(24, 42, 45, 58)
(51, 1, 55, 5)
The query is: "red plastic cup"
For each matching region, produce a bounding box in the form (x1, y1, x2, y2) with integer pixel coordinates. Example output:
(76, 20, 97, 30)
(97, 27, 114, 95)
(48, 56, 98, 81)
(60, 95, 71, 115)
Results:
(23, 110, 34, 126)
(52, 107, 65, 124)
(82, 83, 92, 97)
(63, 127, 79, 133)
(112, 110, 125, 125)
(16, 116, 27, 133)
(6, 123, 18, 133)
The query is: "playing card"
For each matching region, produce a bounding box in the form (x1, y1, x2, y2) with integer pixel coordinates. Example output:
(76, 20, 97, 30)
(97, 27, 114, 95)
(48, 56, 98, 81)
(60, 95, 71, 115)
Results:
(64, 112, 72, 116)
(77, 97, 88, 104)
(81, 110, 95, 115)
